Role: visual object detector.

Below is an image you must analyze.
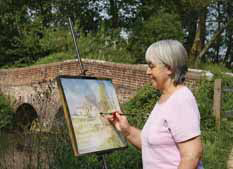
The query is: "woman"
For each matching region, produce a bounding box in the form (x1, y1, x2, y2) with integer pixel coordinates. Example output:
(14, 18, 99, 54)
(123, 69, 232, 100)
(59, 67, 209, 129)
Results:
(106, 40, 203, 169)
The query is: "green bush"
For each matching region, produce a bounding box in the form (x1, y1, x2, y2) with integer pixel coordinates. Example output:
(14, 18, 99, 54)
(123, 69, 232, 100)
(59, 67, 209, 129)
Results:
(122, 84, 160, 128)
(0, 94, 14, 162)
(0, 94, 14, 130)
(195, 76, 233, 169)
(32, 26, 135, 66)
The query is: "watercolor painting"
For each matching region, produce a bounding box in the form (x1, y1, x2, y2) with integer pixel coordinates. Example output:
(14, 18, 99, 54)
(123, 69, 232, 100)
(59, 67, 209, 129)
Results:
(57, 76, 127, 156)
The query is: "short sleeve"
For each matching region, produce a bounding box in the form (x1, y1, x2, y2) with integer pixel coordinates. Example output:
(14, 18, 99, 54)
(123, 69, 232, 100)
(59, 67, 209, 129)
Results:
(166, 89, 201, 143)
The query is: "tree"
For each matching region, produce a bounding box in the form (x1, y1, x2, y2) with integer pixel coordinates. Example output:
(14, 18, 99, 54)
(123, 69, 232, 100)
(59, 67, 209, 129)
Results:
(0, 0, 30, 66)
(128, 10, 184, 63)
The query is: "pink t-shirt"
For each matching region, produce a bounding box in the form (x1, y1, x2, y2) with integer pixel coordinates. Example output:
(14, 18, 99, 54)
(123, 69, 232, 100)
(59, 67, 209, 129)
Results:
(141, 86, 203, 169)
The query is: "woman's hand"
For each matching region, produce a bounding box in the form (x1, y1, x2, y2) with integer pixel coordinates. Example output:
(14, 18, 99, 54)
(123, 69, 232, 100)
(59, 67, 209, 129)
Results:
(105, 111, 131, 137)
(104, 111, 142, 149)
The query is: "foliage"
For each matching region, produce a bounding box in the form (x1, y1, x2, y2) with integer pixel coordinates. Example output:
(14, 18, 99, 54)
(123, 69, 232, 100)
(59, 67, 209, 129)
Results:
(128, 10, 184, 63)
(33, 26, 136, 66)
(221, 76, 233, 117)
(122, 84, 160, 128)
(34, 52, 75, 65)
(202, 120, 233, 169)
(46, 130, 142, 169)
(74, 26, 135, 64)
(195, 76, 233, 169)
(0, 94, 14, 161)
(0, 0, 233, 68)
(0, 94, 14, 130)
(198, 62, 233, 74)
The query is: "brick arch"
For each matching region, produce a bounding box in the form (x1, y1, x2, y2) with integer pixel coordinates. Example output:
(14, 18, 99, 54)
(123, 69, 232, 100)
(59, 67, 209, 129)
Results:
(14, 103, 38, 131)
(13, 93, 40, 114)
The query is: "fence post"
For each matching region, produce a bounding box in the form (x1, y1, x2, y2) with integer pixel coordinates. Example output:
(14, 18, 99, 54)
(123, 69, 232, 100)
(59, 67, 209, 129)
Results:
(213, 79, 222, 129)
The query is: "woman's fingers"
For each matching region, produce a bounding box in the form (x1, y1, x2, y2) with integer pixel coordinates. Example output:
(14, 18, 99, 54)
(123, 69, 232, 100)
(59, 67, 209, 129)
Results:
(103, 114, 114, 122)
(115, 112, 123, 120)
(115, 110, 123, 115)
(102, 111, 130, 133)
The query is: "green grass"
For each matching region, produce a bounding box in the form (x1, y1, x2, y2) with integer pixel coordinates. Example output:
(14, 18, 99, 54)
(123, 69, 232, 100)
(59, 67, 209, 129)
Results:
(198, 62, 233, 74)
(33, 48, 135, 66)
(201, 118, 233, 169)
(34, 52, 75, 65)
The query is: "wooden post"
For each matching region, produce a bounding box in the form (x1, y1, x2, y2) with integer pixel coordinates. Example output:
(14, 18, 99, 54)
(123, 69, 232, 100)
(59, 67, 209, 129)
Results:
(213, 79, 222, 129)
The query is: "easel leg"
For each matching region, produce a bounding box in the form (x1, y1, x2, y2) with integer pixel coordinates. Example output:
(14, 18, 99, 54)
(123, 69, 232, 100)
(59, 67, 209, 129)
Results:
(100, 154, 108, 169)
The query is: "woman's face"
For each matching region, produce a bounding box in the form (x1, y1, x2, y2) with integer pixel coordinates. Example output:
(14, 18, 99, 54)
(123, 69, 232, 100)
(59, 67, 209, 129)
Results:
(146, 62, 172, 91)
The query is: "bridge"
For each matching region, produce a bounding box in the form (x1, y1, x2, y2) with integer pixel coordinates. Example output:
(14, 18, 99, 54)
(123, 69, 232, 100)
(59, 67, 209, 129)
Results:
(0, 59, 207, 131)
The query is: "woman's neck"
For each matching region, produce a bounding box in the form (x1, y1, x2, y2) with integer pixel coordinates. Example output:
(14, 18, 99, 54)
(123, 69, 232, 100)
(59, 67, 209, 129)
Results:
(159, 82, 184, 104)
(161, 80, 183, 96)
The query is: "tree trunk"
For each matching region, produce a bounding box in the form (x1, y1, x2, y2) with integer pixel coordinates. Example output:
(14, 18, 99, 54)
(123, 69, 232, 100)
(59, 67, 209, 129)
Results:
(109, 0, 119, 29)
(189, 8, 207, 67)
(196, 19, 233, 64)
(224, 35, 232, 65)
(224, 0, 233, 68)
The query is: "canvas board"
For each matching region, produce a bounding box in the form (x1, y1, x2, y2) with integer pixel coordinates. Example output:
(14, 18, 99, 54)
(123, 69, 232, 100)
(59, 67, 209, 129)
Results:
(56, 75, 127, 156)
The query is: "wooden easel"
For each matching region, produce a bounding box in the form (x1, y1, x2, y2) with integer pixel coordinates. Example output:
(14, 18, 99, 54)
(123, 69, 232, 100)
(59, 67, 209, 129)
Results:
(68, 17, 109, 169)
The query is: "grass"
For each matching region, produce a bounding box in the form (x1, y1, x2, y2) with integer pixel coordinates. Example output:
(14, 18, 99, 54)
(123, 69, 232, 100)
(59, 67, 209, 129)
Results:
(201, 119, 233, 168)
(34, 52, 75, 65)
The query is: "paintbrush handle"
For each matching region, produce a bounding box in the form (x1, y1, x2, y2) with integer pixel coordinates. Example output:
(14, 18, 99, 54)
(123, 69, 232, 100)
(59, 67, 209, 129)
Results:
(100, 112, 135, 116)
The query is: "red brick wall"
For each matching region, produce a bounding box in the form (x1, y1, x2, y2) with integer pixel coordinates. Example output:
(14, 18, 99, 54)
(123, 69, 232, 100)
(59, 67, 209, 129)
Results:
(0, 59, 205, 103)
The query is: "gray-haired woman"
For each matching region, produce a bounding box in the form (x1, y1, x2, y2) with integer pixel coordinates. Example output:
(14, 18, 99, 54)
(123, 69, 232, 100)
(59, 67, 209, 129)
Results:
(106, 40, 203, 169)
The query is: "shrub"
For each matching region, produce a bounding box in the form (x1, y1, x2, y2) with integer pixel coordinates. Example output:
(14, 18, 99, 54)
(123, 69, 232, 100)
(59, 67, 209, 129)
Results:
(0, 94, 14, 130)
(195, 76, 233, 169)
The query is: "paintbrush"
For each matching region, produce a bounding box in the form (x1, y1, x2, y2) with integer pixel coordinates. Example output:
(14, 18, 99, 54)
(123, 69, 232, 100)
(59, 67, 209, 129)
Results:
(100, 112, 135, 116)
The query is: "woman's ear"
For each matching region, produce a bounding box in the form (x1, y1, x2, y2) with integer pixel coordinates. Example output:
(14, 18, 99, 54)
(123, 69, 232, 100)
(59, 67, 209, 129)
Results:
(165, 65, 173, 76)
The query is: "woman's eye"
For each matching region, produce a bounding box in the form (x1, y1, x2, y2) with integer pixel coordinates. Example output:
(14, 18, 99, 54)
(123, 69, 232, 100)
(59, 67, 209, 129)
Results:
(149, 64, 155, 69)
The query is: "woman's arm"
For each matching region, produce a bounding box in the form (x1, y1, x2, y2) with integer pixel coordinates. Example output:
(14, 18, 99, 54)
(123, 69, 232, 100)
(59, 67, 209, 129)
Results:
(125, 125, 141, 149)
(177, 136, 203, 169)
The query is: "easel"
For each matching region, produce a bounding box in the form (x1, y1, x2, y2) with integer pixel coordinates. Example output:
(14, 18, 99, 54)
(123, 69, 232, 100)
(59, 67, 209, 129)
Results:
(97, 153, 109, 169)
(68, 17, 109, 169)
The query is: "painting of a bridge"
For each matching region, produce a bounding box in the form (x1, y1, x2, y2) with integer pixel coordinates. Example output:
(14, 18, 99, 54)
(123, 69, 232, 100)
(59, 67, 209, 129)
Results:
(57, 76, 127, 156)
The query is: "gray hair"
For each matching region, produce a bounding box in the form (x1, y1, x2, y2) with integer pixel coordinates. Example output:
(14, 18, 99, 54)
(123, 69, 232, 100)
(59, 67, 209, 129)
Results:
(145, 40, 188, 85)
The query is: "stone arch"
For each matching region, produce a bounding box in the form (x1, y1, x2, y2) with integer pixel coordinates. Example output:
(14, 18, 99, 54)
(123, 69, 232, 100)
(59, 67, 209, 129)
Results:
(14, 103, 38, 131)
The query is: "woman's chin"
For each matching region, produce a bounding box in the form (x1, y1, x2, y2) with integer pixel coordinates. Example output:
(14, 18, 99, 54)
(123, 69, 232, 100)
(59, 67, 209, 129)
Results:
(151, 81, 158, 89)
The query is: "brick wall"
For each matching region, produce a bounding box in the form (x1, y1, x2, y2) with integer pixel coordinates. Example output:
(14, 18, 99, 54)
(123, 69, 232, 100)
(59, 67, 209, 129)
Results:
(0, 59, 209, 103)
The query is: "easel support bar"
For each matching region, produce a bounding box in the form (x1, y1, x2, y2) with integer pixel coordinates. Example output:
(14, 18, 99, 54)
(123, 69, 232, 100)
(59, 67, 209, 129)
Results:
(68, 17, 87, 75)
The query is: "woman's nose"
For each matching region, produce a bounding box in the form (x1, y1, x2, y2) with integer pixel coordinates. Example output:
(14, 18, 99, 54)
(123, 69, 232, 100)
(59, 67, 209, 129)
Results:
(146, 67, 151, 75)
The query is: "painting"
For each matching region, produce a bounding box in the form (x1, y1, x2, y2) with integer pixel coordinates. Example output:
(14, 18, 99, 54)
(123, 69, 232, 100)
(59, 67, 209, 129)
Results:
(56, 75, 127, 156)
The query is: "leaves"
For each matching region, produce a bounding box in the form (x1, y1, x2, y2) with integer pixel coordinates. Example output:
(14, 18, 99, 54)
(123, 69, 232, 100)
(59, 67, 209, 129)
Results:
(0, 95, 14, 130)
